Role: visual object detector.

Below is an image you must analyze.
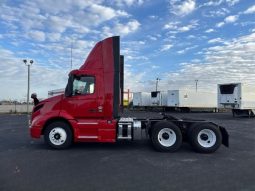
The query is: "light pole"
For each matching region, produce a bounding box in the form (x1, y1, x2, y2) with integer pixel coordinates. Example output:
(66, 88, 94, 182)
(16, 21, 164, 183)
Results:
(195, 79, 198, 92)
(23, 59, 33, 114)
(156, 78, 161, 92)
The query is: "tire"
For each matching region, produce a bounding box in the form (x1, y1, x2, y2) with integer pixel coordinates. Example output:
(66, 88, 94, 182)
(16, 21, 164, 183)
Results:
(189, 123, 222, 153)
(151, 121, 182, 152)
(44, 121, 73, 149)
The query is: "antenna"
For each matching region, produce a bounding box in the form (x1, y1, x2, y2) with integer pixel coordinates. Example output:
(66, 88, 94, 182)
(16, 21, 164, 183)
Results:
(70, 39, 73, 70)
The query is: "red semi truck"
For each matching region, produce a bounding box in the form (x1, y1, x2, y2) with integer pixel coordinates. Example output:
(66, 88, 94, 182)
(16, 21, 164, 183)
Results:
(30, 36, 229, 153)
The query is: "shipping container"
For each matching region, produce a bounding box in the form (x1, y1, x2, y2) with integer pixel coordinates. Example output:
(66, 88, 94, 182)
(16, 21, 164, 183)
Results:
(167, 90, 217, 111)
(133, 92, 151, 107)
(151, 91, 168, 106)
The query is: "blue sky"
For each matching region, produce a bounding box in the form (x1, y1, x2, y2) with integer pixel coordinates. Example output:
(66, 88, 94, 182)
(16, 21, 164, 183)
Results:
(0, 0, 255, 100)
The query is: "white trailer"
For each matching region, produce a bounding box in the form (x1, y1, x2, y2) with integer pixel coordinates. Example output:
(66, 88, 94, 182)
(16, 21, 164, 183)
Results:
(218, 83, 255, 117)
(133, 92, 151, 107)
(150, 91, 167, 106)
(167, 90, 217, 112)
(48, 88, 64, 97)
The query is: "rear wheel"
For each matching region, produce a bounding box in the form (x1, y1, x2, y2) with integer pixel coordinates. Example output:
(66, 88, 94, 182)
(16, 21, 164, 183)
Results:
(44, 121, 73, 149)
(189, 123, 222, 153)
(151, 121, 182, 152)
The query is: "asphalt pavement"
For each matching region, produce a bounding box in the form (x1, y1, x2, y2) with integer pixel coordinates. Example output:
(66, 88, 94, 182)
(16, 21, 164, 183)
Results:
(0, 111, 254, 191)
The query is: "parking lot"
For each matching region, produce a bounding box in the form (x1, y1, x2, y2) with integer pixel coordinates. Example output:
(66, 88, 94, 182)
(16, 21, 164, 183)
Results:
(0, 111, 254, 191)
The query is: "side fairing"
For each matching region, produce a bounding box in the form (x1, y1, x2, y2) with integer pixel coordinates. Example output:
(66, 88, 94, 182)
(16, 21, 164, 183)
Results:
(79, 36, 120, 119)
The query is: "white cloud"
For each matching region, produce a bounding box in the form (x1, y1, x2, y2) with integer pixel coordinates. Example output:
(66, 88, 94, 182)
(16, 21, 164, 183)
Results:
(102, 20, 140, 37)
(28, 30, 46, 42)
(0, 1, 140, 99)
(179, 25, 193, 32)
(203, 8, 230, 17)
(124, 69, 147, 92)
(0, 47, 70, 100)
(163, 22, 180, 30)
(224, 15, 239, 23)
(226, 0, 240, 6)
(149, 15, 158, 19)
(0, 1, 130, 36)
(202, 0, 239, 7)
(161, 32, 255, 92)
(216, 15, 238, 28)
(244, 5, 255, 14)
(164, 20, 198, 33)
(205, 29, 215, 33)
(113, 0, 144, 7)
(47, 15, 73, 33)
(152, 65, 159, 69)
(208, 38, 224, 44)
(160, 44, 173, 52)
(177, 45, 198, 54)
(169, 0, 196, 16)
(178, 26, 189, 32)
(147, 35, 157, 41)
(47, 33, 61, 42)
(202, 0, 224, 7)
(90, 4, 129, 20)
(216, 22, 224, 27)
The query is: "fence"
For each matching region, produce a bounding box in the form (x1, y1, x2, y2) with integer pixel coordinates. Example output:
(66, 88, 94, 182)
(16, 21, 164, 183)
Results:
(0, 104, 33, 113)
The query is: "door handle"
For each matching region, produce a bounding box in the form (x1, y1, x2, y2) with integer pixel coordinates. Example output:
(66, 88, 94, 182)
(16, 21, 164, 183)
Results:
(88, 109, 97, 113)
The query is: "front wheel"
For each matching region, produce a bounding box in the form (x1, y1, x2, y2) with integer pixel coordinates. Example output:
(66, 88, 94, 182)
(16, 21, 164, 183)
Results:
(44, 121, 73, 149)
(189, 123, 222, 153)
(151, 121, 182, 152)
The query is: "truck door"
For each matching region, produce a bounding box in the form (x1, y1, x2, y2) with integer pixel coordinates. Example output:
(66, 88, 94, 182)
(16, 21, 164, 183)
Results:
(61, 73, 104, 138)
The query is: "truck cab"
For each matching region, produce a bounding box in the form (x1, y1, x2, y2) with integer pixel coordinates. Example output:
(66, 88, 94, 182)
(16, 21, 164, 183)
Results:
(30, 36, 122, 146)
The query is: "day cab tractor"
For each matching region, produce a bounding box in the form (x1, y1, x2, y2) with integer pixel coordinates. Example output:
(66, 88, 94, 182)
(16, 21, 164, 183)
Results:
(30, 36, 229, 153)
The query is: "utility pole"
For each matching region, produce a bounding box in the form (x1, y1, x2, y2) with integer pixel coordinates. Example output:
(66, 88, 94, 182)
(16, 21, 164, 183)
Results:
(156, 78, 161, 92)
(195, 79, 198, 92)
(23, 59, 33, 114)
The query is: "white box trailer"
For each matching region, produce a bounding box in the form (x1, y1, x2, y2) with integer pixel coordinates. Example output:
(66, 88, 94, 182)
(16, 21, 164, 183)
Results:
(150, 91, 167, 106)
(133, 92, 151, 107)
(48, 88, 64, 97)
(167, 90, 217, 112)
(218, 83, 255, 117)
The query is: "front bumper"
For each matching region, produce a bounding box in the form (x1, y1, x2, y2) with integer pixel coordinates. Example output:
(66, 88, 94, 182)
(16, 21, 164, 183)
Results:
(30, 125, 42, 138)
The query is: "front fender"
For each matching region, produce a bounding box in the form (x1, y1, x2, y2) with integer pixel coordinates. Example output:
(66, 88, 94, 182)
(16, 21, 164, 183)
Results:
(30, 110, 61, 138)
(59, 110, 75, 120)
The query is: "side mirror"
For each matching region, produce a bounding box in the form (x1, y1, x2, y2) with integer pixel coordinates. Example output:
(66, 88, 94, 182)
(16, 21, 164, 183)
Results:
(31, 93, 39, 106)
(65, 74, 74, 97)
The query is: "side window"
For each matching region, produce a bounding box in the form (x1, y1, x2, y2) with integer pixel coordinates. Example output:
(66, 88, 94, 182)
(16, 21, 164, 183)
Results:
(72, 76, 95, 95)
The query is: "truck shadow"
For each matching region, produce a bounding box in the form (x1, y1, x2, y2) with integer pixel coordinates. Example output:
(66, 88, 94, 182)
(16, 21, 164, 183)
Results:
(31, 140, 195, 153)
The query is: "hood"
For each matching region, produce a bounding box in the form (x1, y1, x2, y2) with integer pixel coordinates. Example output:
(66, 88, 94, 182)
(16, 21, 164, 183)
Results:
(40, 94, 63, 104)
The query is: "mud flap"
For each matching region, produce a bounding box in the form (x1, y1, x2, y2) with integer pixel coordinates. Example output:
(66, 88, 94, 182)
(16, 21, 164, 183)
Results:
(219, 126, 229, 147)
